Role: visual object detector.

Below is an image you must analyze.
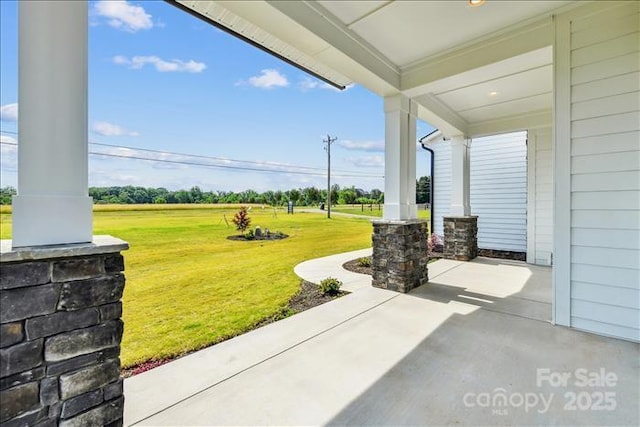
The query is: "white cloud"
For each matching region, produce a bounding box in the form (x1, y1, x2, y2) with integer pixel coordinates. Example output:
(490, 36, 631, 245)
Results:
(94, 0, 153, 32)
(93, 121, 139, 137)
(338, 140, 384, 152)
(1, 135, 18, 172)
(244, 69, 289, 89)
(89, 167, 146, 187)
(1, 103, 18, 122)
(113, 55, 129, 65)
(113, 55, 206, 73)
(298, 78, 319, 91)
(345, 155, 384, 168)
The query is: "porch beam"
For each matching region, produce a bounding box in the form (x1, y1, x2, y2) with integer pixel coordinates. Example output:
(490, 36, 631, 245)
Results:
(467, 109, 552, 139)
(12, 0, 92, 247)
(383, 94, 418, 220)
(450, 135, 471, 217)
(414, 94, 468, 138)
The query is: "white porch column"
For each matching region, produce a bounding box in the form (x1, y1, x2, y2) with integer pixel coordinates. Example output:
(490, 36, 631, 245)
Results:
(12, 1, 92, 247)
(450, 135, 471, 216)
(383, 94, 418, 220)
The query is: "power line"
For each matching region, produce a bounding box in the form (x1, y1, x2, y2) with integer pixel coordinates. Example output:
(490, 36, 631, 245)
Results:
(89, 141, 362, 174)
(0, 140, 383, 179)
(0, 130, 382, 178)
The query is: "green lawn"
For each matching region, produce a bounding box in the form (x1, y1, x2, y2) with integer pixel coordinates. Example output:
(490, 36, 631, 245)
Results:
(0, 206, 373, 367)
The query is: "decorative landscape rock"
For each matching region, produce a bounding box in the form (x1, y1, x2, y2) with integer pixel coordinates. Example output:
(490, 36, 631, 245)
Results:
(227, 231, 289, 241)
(0, 240, 128, 427)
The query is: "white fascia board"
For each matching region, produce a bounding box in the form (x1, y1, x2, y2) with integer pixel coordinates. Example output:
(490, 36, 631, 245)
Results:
(401, 17, 555, 96)
(266, 0, 401, 94)
(467, 109, 552, 139)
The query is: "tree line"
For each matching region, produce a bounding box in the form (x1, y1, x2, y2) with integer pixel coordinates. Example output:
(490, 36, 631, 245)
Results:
(0, 177, 431, 206)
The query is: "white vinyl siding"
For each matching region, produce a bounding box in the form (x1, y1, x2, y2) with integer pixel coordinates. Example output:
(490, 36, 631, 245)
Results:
(528, 128, 553, 265)
(568, 2, 640, 341)
(431, 140, 451, 237)
(470, 131, 528, 252)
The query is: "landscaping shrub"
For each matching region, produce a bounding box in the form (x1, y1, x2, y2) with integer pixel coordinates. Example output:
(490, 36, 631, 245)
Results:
(428, 233, 443, 253)
(357, 256, 372, 267)
(318, 277, 342, 295)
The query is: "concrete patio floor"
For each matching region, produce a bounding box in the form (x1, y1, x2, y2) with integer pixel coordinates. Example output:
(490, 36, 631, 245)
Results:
(124, 251, 639, 426)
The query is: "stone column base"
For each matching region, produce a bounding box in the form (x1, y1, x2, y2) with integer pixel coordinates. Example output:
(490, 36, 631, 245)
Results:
(1, 236, 128, 427)
(372, 220, 429, 293)
(443, 216, 478, 261)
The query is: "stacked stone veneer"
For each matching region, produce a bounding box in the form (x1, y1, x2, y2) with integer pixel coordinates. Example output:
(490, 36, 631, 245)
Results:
(443, 216, 478, 261)
(372, 220, 429, 293)
(1, 240, 127, 427)
(477, 248, 526, 261)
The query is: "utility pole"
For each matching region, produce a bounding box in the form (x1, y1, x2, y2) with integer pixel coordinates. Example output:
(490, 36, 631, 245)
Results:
(323, 135, 337, 219)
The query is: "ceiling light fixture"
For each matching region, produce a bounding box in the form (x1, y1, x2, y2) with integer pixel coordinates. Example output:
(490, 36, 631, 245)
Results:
(468, 0, 486, 6)
(489, 91, 498, 97)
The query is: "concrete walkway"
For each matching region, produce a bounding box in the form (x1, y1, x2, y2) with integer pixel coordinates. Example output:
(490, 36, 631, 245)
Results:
(124, 251, 639, 426)
(294, 247, 372, 292)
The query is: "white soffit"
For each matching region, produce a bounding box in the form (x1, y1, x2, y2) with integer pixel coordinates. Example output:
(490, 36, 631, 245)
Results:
(415, 46, 553, 133)
(438, 66, 552, 111)
(175, 0, 354, 89)
(319, 1, 393, 26)
(320, 0, 571, 68)
(434, 46, 553, 123)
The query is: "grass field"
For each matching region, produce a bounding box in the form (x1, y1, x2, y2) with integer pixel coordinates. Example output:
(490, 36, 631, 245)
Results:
(331, 204, 431, 221)
(0, 205, 373, 367)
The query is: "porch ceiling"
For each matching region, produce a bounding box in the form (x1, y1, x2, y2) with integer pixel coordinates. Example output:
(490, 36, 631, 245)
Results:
(170, 0, 573, 136)
(319, 0, 567, 68)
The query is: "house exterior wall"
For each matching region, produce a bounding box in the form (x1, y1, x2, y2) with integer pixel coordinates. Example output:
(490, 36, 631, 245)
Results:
(527, 127, 554, 266)
(555, 1, 639, 341)
(430, 132, 532, 257)
(470, 131, 528, 253)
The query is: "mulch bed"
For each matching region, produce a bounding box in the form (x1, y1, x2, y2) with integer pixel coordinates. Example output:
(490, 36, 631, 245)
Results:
(227, 232, 288, 241)
(342, 253, 444, 276)
(121, 280, 345, 378)
(342, 258, 372, 275)
(290, 280, 347, 311)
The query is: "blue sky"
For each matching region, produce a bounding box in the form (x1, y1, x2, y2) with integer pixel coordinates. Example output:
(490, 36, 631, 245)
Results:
(0, 0, 433, 192)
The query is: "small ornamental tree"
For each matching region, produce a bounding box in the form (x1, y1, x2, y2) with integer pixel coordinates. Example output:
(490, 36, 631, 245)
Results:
(232, 206, 252, 235)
